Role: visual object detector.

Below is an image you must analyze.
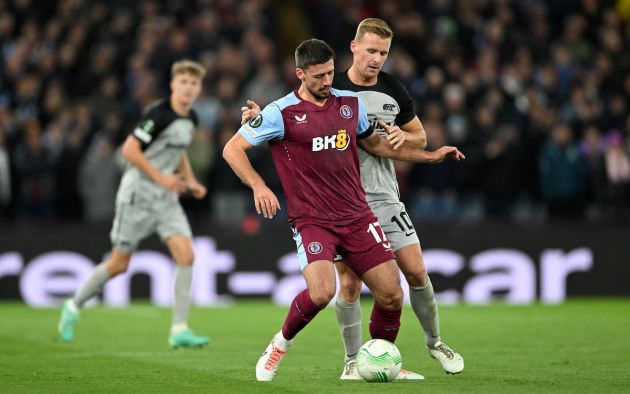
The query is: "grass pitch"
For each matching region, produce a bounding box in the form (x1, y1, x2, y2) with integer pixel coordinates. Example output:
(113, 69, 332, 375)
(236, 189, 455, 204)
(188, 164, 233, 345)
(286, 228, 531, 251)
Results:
(0, 299, 629, 393)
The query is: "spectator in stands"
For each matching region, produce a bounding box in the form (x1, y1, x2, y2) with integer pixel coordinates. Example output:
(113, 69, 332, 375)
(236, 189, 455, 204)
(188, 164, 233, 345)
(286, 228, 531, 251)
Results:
(12, 120, 57, 221)
(603, 130, 630, 219)
(539, 123, 586, 220)
(0, 125, 10, 217)
(78, 112, 122, 223)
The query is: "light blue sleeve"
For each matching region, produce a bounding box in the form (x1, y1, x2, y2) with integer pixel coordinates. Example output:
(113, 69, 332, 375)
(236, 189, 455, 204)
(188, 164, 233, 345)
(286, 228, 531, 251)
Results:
(356, 96, 372, 136)
(238, 103, 284, 146)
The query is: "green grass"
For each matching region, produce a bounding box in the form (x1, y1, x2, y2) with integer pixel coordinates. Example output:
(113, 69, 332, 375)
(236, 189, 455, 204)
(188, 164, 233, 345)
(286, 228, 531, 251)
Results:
(1, 300, 629, 393)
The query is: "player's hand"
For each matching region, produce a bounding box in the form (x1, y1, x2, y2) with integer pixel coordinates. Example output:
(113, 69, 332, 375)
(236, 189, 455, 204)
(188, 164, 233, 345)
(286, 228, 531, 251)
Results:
(379, 120, 405, 150)
(159, 174, 188, 193)
(428, 146, 466, 163)
(252, 183, 281, 219)
(187, 180, 207, 199)
(241, 100, 261, 125)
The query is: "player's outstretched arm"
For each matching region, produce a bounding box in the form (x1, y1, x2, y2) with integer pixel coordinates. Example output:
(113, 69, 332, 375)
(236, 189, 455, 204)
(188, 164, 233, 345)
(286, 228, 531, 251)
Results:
(359, 123, 465, 164)
(222, 133, 280, 219)
(121, 135, 187, 193)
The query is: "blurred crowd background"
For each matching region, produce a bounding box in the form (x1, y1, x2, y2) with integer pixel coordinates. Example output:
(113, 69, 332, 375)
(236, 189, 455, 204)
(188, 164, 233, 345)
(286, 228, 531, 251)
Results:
(1, 0, 629, 228)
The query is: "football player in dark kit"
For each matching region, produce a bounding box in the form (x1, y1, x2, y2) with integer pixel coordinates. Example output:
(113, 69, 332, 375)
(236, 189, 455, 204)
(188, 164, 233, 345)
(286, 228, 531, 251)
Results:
(332, 18, 465, 377)
(58, 60, 209, 349)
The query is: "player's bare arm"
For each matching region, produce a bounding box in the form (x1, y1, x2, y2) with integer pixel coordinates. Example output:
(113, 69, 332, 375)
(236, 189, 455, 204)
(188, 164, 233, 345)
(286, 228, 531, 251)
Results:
(121, 135, 187, 193)
(176, 153, 207, 199)
(399, 116, 428, 149)
(222, 132, 280, 219)
(359, 121, 465, 163)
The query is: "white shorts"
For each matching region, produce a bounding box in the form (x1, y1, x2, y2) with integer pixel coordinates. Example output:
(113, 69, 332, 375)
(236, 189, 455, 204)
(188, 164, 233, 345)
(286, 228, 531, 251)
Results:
(370, 201, 420, 252)
(110, 194, 191, 253)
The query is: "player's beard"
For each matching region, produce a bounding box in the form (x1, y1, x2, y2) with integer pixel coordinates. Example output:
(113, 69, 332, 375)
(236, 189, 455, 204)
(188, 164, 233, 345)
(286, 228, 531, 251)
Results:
(308, 85, 331, 101)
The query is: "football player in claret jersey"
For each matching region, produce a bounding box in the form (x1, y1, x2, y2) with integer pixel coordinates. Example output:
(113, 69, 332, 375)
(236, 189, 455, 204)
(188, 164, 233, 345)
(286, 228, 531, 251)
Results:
(223, 39, 464, 382)
(58, 60, 210, 349)
(241, 19, 466, 379)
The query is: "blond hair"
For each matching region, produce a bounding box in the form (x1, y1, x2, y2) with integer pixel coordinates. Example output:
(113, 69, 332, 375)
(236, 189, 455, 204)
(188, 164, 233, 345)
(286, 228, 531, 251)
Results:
(355, 18, 394, 41)
(171, 59, 206, 80)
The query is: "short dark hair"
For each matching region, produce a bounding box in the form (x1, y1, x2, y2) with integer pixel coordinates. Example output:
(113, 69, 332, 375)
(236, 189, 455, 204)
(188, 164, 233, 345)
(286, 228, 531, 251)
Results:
(295, 39, 335, 69)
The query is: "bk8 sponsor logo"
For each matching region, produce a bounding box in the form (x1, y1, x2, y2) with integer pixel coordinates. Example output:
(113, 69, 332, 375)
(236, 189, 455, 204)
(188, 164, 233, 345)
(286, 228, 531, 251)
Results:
(312, 129, 350, 152)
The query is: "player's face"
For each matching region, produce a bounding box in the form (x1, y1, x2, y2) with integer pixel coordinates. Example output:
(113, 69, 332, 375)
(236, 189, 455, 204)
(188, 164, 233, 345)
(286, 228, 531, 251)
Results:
(351, 32, 391, 81)
(170, 72, 202, 106)
(297, 59, 335, 101)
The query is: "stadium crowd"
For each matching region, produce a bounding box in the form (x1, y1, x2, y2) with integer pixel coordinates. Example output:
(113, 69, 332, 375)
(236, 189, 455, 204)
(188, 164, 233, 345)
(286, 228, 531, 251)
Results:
(1, 0, 629, 226)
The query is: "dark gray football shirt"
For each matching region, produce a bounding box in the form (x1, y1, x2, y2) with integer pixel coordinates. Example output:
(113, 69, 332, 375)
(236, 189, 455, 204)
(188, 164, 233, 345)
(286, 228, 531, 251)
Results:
(333, 71, 416, 204)
(117, 98, 198, 203)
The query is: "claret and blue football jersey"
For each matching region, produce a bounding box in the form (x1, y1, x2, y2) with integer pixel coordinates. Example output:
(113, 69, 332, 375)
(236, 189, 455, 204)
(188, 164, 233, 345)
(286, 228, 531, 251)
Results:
(238, 88, 375, 229)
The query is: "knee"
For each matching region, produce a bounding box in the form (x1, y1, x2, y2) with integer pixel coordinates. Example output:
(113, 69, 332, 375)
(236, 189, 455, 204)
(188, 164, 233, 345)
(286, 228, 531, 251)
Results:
(376, 286, 404, 310)
(175, 250, 195, 266)
(106, 260, 129, 276)
(338, 275, 362, 303)
(398, 254, 428, 288)
(309, 286, 336, 308)
(404, 264, 428, 288)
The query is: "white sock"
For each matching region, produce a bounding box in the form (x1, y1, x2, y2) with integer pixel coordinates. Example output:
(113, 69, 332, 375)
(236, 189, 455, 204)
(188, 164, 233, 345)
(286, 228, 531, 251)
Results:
(170, 323, 189, 335)
(73, 262, 111, 308)
(335, 296, 362, 360)
(274, 331, 292, 351)
(409, 277, 441, 347)
(66, 299, 79, 313)
(172, 265, 192, 329)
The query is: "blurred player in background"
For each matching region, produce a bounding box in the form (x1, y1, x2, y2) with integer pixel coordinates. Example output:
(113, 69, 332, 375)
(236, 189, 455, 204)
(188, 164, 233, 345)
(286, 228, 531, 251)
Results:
(58, 60, 210, 349)
(227, 38, 464, 381)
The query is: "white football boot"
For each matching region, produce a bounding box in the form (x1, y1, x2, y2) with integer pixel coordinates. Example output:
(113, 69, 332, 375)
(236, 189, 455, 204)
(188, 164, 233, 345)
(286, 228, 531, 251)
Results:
(339, 358, 362, 380)
(255, 332, 292, 381)
(394, 368, 425, 380)
(428, 341, 464, 374)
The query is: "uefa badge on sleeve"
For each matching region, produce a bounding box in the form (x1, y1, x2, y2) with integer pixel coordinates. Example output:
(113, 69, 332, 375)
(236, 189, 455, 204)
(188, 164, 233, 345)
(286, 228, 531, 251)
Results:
(249, 114, 263, 128)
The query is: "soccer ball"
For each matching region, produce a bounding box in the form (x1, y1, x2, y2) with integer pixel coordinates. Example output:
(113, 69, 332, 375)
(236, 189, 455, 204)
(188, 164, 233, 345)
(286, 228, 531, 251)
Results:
(356, 339, 402, 382)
